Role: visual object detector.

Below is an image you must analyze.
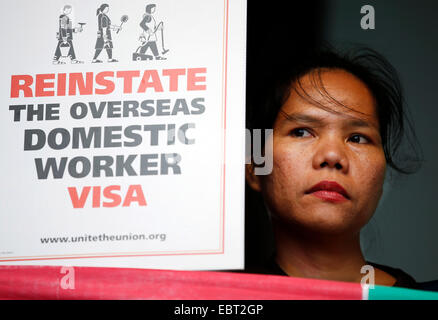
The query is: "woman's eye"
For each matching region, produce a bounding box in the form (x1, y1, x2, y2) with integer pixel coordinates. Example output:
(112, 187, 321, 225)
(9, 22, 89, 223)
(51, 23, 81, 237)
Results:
(349, 134, 369, 144)
(290, 128, 312, 138)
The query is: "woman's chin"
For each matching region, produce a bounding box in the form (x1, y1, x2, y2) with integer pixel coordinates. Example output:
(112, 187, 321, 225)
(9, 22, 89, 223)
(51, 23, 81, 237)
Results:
(277, 208, 365, 237)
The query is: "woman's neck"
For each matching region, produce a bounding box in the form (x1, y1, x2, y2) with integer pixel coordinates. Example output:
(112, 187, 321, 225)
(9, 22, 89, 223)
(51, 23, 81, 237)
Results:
(273, 222, 368, 283)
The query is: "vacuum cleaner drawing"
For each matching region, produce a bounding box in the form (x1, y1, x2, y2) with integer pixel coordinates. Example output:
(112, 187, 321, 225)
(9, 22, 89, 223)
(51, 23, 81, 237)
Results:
(133, 4, 169, 61)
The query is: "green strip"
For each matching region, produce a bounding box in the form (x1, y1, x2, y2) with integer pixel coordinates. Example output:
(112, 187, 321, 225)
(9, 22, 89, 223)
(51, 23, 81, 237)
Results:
(369, 285, 438, 300)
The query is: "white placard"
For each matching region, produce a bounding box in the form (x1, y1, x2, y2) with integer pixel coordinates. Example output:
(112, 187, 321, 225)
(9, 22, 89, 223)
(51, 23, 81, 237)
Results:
(0, 0, 246, 270)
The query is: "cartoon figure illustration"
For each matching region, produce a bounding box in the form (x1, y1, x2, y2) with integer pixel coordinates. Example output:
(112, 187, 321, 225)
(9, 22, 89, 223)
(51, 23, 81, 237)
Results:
(92, 4, 127, 63)
(53, 5, 85, 64)
(133, 4, 169, 61)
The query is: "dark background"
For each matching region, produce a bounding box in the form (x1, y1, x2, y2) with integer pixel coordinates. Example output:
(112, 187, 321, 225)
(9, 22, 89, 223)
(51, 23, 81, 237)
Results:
(245, 0, 438, 282)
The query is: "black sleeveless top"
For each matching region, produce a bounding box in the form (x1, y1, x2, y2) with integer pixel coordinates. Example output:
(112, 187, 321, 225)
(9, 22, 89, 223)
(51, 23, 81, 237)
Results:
(366, 261, 418, 289)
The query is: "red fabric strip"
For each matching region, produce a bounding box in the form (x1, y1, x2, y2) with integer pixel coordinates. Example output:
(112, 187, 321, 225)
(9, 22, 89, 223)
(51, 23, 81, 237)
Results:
(0, 265, 363, 300)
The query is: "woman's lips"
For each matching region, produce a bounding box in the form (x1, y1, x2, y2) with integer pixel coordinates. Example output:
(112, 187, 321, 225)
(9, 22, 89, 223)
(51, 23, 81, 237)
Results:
(305, 180, 350, 203)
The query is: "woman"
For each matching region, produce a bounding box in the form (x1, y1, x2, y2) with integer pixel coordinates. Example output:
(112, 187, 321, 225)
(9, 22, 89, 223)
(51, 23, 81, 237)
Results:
(138, 4, 166, 60)
(92, 4, 120, 63)
(245, 47, 422, 288)
(53, 5, 83, 64)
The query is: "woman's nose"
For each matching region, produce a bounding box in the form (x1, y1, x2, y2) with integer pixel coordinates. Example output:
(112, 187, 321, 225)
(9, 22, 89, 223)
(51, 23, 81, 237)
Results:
(312, 137, 349, 173)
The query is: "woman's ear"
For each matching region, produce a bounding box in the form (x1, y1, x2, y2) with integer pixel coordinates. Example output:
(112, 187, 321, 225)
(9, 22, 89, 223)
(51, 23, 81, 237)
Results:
(245, 163, 262, 192)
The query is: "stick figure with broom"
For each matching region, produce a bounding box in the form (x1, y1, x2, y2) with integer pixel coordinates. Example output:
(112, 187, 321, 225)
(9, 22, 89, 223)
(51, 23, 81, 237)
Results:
(92, 3, 128, 63)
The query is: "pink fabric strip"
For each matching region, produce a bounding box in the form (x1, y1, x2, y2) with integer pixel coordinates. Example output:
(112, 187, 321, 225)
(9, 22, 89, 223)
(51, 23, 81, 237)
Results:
(0, 265, 363, 300)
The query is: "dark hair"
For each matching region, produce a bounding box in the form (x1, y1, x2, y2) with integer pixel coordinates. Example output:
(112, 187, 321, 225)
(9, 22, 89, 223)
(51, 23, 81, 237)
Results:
(96, 4, 109, 16)
(246, 46, 422, 174)
(146, 4, 156, 14)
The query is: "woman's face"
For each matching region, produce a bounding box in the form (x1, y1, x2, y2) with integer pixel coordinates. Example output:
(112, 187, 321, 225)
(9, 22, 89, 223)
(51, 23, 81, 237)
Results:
(103, 6, 109, 13)
(255, 69, 386, 235)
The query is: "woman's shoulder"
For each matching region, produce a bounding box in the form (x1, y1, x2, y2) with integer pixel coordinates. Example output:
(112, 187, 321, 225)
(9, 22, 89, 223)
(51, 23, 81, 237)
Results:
(366, 261, 418, 289)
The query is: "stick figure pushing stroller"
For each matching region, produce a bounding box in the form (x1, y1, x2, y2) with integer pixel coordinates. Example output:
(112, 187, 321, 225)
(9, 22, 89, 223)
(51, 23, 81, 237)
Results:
(133, 4, 169, 61)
